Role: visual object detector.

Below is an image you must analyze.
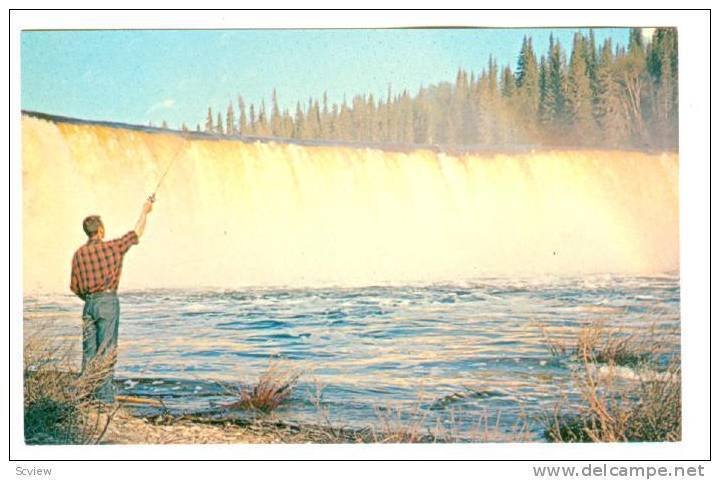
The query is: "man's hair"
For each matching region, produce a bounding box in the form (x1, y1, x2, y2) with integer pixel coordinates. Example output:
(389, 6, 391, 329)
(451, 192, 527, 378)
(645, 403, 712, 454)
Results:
(83, 215, 104, 238)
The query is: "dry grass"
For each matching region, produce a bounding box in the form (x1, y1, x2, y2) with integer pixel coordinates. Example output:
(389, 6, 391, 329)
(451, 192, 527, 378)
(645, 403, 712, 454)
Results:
(540, 321, 654, 368)
(220, 361, 302, 414)
(576, 323, 653, 367)
(369, 402, 432, 443)
(540, 325, 568, 357)
(24, 333, 120, 444)
(306, 380, 533, 443)
(543, 322, 681, 443)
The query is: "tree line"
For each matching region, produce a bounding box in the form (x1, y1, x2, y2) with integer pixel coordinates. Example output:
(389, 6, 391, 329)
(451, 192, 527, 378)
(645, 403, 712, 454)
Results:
(165, 28, 677, 150)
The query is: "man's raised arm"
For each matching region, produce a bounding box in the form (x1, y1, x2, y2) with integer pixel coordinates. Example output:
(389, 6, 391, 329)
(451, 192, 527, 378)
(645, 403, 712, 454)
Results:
(134, 197, 154, 238)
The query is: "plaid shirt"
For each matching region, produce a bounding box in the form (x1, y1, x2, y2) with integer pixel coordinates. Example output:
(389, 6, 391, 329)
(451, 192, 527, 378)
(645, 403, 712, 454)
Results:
(70, 231, 139, 299)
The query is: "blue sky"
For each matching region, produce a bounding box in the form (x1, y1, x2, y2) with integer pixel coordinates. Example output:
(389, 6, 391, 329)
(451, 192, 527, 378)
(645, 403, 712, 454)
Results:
(22, 28, 631, 128)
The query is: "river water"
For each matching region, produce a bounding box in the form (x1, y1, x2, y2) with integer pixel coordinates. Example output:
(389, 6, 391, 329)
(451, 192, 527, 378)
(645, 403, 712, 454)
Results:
(23, 273, 679, 440)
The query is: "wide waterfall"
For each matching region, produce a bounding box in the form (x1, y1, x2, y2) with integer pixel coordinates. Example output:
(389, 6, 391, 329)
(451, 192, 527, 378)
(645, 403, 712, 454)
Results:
(22, 114, 678, 293)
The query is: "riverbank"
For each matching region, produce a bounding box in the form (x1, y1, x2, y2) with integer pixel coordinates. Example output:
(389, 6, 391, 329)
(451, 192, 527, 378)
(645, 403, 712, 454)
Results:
(90, 407, 504, 444)
(94, 408, 327, 444)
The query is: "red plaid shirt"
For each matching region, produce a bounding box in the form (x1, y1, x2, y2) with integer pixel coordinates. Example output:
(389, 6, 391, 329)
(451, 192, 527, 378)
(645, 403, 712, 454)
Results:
(70, 231, 139, 299)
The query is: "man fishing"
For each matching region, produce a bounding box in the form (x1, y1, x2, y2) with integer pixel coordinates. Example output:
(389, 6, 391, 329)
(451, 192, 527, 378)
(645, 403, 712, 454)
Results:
(70, 197, 154, 403)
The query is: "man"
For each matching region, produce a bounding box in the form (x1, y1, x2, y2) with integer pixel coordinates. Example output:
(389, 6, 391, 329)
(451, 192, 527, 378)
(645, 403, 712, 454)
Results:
(70, 197, 154, 403)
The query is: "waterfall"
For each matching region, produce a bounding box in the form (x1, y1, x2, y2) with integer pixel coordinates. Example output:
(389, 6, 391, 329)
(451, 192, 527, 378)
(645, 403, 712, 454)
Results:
(22, 115, 678, 292)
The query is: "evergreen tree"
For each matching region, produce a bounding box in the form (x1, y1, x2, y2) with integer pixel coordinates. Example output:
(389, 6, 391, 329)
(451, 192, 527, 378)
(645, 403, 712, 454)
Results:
(366, 93, 377, 142)
(567, 32, 596, 144)
(322, 91, 330, 139)
(412, 87, 429, 144)
(226, 102, 235, 135)
(216, 112, 224, 135)
(596, 38, 629, 146)
(238, 96, 247, 135)
(538, 54, 553, 131)
(485, 56, 500, 143)
(271, 89, 282, 136)
(628, 27, 645, 55)
(313, 99, 323, 139)
(337, 96, 352, 142)
(329, 103, 338, 140)
(205, 107, 213, 133)
(474, 62, 493, 144)
(546, 35, 568, 139)
(448, 68, 469, 144)
(515, 36, 540, 139)
(501, 65, 516, 98)
(304, 97, 320, 139)
(498, 65, 521, 144)
(399, 90, 414, 143)
(282, 108, 293, 138)
(293, 101, 304, 139)
(647, 28, 678, 147)
(383, 85, 393, 142)
(585, 29, 599, 100)
(256, 101, 268, 136)
(248, 104, 256, 135)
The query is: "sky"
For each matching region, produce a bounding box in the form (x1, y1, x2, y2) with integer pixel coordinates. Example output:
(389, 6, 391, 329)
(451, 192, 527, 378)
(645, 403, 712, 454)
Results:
(21, 28, 633, 129)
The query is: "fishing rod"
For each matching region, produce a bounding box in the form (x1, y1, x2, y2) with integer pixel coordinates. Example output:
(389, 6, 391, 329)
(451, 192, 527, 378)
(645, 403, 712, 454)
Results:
(148, 137, 187, 203)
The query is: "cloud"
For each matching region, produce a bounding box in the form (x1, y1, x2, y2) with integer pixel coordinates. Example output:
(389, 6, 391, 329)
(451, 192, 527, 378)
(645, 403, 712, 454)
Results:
(146, 99, 176, 115)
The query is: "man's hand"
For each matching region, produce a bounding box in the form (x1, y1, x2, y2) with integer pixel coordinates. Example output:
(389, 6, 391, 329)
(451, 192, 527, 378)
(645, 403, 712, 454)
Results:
(143, 197, 154, 214)
(135, 196, 154, 238)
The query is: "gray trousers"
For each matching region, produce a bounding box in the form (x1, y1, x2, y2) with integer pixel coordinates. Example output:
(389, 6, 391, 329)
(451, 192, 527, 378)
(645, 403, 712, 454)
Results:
(81, 292, 120, 403)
